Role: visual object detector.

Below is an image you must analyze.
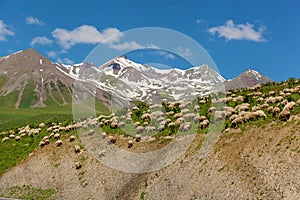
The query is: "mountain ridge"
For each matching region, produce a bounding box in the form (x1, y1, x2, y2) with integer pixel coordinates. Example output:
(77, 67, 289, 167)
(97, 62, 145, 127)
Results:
(0, 48, 274, 108)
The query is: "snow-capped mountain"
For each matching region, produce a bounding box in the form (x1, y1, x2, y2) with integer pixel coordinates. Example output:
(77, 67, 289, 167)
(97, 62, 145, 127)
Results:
(0, 48, 273, 108)
(56, 55, 226, 103)
(225, 69, 274, 90)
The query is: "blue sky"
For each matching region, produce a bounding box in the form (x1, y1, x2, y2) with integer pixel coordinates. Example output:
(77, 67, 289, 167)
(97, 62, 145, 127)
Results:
(0, 0, 299, 81)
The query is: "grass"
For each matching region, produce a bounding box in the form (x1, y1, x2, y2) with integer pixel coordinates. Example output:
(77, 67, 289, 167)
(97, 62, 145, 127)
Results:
(0, 102, 110, 132)
(0, 185, 56, 200)
(19, 81, 38, 108)
(0, 128, 50, 176)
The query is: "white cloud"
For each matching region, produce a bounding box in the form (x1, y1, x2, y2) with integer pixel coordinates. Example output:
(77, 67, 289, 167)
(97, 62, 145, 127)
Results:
(57, 57, 74, 65)
(0, 20, 15, 41)
(151, 50, 175, 59)
(30, 36, 52, 46)
(109, 42, 159, 51)
(108, 41, 143, 51)
(176, 47, 192, 58)
(47, 51, 57, 58)
(208, 20, 266, 42)
(26, 16, 44, 25)
(52, 25, 123, 49)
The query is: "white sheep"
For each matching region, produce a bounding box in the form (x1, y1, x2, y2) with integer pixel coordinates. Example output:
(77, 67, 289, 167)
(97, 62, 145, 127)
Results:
(49, 132, 55, 138)
(88, 129, 94, 135)
(134, 122, 140, 128)
(39, 140, 46, 147)
(69, 135, 75, 142)
(136, 126, 144, 134)
(54, 133, 60, 139)
(208, 107, 216, 113)
(141, 113, 150, 121)
(194, 105, 200, 112)
(135, 134, 142, 142)
(145, 126, 156, 134)
(184, 113, 196, 121)
(254, 110, 267, 118)
(74, 144, 81, 153)
(252, 105, 261, 112)
(1, 137, 9, 143)
(158, 125, 165, 131)
(128, 140, 133, 148)
(75, 162, 82, 169)
(283, 101, 296, 111)
(214, 111, 225, 121)
(101, 132, 107, 139)
(39, 123, 46, 128)
(55, 140, 63, 146)
(181, 108, 190, 115)
(118, 122, 125, 128)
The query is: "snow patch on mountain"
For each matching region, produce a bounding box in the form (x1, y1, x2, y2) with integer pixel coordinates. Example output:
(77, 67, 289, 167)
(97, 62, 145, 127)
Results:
(57, 56, 227, 101)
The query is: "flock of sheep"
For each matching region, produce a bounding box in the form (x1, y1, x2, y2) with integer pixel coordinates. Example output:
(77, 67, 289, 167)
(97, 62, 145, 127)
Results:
(221, 84, 300, 127)
(1, 81, 300, 152)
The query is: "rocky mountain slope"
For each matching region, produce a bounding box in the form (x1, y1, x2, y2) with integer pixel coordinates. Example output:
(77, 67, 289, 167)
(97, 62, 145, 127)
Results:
(0, 48, 273, 108)
(0, 49, 110, 108)
(225, 69, 274, 91)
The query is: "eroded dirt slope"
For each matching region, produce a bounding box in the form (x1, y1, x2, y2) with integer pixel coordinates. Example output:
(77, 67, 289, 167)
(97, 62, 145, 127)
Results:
(0, 119, 299, 200)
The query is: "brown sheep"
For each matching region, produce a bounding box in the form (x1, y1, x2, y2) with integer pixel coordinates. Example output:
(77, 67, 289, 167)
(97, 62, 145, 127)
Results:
(110, 121, 118, 129)
(107, 135, 116, 144)
(252, 105, 261, 112)
(173, 113, 183, 119)
(279, 110, 290, 121)
(179, 122, 192, 132)
(231, 116, 244, 127)
(200, 120, 209, 129)
(267, 106, 274, 113)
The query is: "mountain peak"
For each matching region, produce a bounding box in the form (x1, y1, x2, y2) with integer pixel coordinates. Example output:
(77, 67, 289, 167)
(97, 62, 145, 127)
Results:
(225, 68, 273, 91)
